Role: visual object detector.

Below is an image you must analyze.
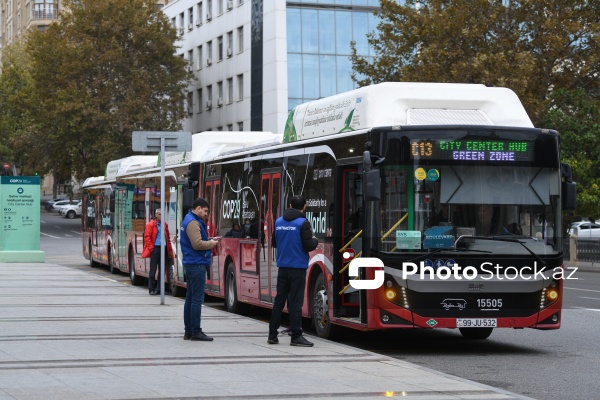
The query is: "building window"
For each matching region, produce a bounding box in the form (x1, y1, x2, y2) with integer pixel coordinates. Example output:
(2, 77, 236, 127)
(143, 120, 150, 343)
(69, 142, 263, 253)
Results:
(217, 81, 223, 106)
(207, 85, 213, 109)
(227, 31, 233, 58)
(207, 41, 213, 65)
(227, 78, 233, 104)
(218, 0, 223, 15)
(187, 92, 193, 115)
(188, 50, 194, 70)
(218, 36, 223, 61)
(197, 2, 203, 25)
(188, 7, 194, 29)
(207, 0, 213, 20)
(32, 1, 58, 20)
(227, 124, 233, 131)
(171, 17, 176, 29)
(179, 12, 184, 32)
(237, 26, 243, 53)
(197, 45, 203, 69)
(197, 88, 203, 113)
(237, 74, 243, 101)
(238, 122, 243, 131)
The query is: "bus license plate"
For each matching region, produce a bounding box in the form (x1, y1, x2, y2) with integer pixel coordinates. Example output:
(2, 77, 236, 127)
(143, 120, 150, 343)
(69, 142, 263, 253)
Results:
(456, 318, 497, 328)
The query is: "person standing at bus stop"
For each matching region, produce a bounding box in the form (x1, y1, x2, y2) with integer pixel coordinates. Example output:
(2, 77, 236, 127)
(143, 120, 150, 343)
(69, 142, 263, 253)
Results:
(180, 198, 220, 341)
(268, 195, 318, 347)
(142, 210, 174, 295)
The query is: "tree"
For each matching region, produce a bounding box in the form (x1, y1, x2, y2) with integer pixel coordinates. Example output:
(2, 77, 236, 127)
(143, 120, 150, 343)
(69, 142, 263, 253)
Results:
(352, 0, 600, 216)
(21, 0, 192, 179)
(0, 42, 37, 173)
(352, 0, 600, 125)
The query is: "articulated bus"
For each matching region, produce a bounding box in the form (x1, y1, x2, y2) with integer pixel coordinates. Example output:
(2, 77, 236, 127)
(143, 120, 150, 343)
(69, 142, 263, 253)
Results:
(81, 133, 282, 294)
(82, 156, 158, 272)
(196, 82, 575, 340)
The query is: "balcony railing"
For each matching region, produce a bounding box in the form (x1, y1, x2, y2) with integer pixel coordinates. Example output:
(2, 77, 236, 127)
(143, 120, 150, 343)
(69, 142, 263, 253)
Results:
(32, 5, 59, 20)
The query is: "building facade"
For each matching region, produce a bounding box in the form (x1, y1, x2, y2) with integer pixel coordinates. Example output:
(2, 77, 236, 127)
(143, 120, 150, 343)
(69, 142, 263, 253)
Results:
(0, 0, 61, 49)
(163, 0, 381, 134)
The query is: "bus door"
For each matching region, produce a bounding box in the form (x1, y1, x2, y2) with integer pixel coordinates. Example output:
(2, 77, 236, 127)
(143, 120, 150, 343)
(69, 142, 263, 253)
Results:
(259, 172, 281, 303)
(334, 167, 363, 320)
(114, 185, 129, 270)
(204, 179, 221, 292)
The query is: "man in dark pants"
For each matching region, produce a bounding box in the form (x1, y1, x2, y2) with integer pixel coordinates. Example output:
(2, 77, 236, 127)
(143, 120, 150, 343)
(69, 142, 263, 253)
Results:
(180, 198, 220, 341)
(142, 210, 173, 295)
(268, 195, 318, 347)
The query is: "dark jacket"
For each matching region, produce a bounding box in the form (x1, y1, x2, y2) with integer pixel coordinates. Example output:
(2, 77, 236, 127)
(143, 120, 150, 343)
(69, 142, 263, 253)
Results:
(272, 208, 318, 269)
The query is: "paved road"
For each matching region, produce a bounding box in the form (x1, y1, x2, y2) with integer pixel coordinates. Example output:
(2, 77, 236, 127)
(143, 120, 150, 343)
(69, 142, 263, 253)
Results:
(40, 211, 600, 400)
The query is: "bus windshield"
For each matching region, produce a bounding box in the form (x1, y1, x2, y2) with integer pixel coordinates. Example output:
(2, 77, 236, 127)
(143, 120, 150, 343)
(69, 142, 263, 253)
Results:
(371, 129, 562, 255)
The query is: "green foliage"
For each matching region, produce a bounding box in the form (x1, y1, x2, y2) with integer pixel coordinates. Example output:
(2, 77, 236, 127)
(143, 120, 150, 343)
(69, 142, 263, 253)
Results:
(12, 0, 192, 179)
(352, 0, 600, 217)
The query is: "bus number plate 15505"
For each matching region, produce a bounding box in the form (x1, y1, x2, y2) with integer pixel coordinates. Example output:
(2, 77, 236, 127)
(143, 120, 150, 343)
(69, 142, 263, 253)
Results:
(456, 318, 497, 328)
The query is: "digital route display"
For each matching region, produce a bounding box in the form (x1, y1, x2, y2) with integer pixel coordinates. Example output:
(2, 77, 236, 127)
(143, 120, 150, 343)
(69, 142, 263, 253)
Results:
(410, 139, 535, 162)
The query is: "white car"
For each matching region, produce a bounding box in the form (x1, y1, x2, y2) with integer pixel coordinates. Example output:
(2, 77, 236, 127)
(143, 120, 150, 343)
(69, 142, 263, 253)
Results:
(59, 201, 83, 219)
(568, 221, 600, 238)
(50, 199, 77, 214)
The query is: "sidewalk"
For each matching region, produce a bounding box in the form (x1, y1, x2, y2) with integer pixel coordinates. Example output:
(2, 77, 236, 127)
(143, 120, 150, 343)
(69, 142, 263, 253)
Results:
(0, 263, 528, 400)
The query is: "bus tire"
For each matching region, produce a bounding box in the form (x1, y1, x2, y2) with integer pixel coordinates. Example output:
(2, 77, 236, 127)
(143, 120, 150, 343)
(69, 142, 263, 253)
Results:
(109, 245, 118, 274)
(89, 242, 96, 268)
(169, 264, 185, 297)
(459, 327, 493, 340)
(225, 262, 248, 314)
(129, 249, 143, 286)
(311, 273, 337, 339)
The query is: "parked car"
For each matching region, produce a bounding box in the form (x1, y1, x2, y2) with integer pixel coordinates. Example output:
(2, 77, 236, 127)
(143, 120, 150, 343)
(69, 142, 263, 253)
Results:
(50, 200, 77, 213)
(44, 197, 67, 211)
(58, 201, 83, 219)
(568, 221, 600, 238)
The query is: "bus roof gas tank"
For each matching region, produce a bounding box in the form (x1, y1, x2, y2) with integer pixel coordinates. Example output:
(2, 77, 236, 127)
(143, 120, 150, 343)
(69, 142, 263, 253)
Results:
(283, 82, 534, 143)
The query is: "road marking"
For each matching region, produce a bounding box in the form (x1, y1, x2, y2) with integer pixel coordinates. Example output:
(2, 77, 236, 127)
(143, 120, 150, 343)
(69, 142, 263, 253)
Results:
(64, 234, 73, 237)
(573, 307, 600, 312)
(564, 287, 600, 294)
(71, 231, 81, 235)
(580, 296, 600, 301)
(41, 220, 46, 224)
(40, 232, 61, 239)
(54, 226, 62, 229)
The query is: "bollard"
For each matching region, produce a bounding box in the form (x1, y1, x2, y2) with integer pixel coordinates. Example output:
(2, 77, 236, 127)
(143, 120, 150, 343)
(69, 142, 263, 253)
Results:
(570, 230, 577, 263)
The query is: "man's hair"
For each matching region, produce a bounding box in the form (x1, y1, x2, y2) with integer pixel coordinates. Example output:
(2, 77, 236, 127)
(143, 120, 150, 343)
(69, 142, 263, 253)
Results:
(290, 195, 306, 210)
(192, 198, 209, 210)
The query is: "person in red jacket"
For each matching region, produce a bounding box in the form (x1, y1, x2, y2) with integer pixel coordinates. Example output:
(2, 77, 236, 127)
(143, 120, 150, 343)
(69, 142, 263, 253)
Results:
(142, 210, 174, 295)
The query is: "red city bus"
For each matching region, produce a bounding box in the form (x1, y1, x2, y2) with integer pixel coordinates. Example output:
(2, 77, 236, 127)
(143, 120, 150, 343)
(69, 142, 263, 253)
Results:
(191, 83, 575, 339)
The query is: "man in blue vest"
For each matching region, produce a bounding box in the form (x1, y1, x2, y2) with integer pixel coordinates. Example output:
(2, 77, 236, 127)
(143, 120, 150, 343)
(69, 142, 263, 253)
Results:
(268, 195, 318, 347)
(181, 198, 220, 341)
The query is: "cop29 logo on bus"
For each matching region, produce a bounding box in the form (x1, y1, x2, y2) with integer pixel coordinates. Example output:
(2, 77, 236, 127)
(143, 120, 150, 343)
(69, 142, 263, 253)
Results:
(348, 258, 385, 290)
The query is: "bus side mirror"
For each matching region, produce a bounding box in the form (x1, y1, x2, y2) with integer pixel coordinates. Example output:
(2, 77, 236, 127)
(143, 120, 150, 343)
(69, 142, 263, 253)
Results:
(562, 181, 576, 210)
(561, 163, 576, 210)
(364, 169, 381, 201)
(183, 189, 195, 209)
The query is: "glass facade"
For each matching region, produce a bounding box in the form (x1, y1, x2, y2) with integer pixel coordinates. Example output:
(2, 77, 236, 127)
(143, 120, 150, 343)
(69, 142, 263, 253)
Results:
(286, 2, 381, 110)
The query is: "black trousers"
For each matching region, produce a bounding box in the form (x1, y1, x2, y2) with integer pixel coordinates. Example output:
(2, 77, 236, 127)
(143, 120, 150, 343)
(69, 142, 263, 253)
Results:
(149, 246, 169, 292)
(269, 267, 307, 339)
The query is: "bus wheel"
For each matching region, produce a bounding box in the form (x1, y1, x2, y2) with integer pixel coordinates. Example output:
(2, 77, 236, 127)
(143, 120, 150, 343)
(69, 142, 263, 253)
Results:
(169, 264, 185, 297)
(66, 210, 76, 219)
(459, 328, 493, 340)
(312, 273, 336, 339)
(109, 245, 118, 274)
(89, 242, 96, 268)
(225, 262, 247, 314)
(129, 249, 143, 286)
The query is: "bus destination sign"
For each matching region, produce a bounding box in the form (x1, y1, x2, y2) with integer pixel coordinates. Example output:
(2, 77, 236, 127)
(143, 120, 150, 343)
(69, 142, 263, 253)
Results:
(410, 139, 535, 162)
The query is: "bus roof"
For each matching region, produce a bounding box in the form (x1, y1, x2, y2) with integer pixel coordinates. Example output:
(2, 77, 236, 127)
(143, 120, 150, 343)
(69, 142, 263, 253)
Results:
(283, 82, 534, 143)
(82, 176, 108, 188)
(162, 131, 282, 166)
(105, 156, 158, 181)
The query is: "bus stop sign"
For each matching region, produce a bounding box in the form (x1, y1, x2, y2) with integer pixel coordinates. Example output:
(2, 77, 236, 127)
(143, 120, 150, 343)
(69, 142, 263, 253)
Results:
(131, 131, 192, 152)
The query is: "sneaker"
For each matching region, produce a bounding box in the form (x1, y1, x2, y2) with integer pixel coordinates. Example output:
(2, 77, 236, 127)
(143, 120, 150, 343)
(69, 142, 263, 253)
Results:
(267, 337, 279, 344)
(290, 335, 313, 347)
(149, 290, 159, 295)
(190, 332, 214, 341)
(183, 333, 191, 340)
